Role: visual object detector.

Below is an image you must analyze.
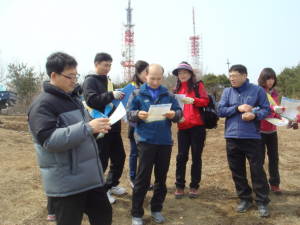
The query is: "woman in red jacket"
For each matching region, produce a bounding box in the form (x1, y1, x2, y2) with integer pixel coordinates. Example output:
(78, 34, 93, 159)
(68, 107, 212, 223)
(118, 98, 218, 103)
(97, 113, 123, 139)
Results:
(258, 68, 283, 195)
(172, 62, 209, 198)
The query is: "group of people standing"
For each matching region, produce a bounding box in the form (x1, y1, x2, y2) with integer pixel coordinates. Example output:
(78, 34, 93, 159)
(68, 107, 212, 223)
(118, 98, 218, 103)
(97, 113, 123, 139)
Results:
(27, 51, 291, 225)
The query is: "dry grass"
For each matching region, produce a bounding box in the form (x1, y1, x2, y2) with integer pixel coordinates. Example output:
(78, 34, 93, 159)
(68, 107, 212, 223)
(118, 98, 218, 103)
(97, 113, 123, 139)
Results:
(0, 116, 300, 225)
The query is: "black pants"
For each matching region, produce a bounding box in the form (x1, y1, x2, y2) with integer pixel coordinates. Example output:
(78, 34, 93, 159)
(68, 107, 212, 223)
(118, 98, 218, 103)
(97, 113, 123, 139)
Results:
(97, 132, 126, 190)
(226, 138, 270, 205)
(52, 186, 112, 225)
(175, 125, 206, 189)
(131, 143, 172, 218)
(261, 132, 280, 186)
(47, 196, 55, 215)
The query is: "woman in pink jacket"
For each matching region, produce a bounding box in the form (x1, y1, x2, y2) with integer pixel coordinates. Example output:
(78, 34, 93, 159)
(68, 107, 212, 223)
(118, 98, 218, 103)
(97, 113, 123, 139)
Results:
(258, 68, 284, 195)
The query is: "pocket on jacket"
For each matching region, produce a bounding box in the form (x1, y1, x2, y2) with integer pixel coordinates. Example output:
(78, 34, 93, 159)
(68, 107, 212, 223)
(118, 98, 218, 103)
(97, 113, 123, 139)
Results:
(68, 149, 77, 175)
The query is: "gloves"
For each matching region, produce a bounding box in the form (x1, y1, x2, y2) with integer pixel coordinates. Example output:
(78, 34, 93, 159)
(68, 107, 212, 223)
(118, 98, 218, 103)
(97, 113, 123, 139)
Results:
(113, 91, 125, 100)
(274, 106, 285, 114)
(179, 117, 185, 123)
(181, 97, 194, 104)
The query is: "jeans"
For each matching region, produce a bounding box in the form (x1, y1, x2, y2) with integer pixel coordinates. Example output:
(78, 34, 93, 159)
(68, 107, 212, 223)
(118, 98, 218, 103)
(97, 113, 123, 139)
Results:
(129, 138, 139, 181)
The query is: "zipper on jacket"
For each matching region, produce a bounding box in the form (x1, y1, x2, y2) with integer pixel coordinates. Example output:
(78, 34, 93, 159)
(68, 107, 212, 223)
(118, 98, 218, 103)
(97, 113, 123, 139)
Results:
(238, 93, 241, 138)
(71, 96, 86, 121)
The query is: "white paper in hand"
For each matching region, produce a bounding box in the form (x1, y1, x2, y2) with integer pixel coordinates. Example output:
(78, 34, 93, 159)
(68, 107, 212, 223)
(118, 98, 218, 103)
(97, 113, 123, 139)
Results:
(146, 104, 172, 123)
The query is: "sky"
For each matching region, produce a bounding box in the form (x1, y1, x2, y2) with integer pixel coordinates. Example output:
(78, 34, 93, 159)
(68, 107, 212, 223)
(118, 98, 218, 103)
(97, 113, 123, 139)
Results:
(0, 0, 299, 84)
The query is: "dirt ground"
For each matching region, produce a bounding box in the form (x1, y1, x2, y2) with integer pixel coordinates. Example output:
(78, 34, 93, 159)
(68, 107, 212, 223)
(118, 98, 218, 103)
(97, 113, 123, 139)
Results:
(0, 115, 300, 225)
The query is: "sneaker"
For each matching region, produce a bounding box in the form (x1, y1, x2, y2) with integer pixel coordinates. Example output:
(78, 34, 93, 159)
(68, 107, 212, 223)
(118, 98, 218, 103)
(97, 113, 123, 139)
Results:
(148, 183, 153, 191)
(130, 181, 134, 189)
(270, 185, 282, 195)
(258, 204, 270, 217)
(110, 186, 126, 195)
(46, 214, 56, 221)
(236, 201, 253, 213)
(132, 217, 143, 225)
(174, 188, 184, 199)
(150, 211, 165, 223)
(107, 190, 116, 204)
(189, 188, 198, 198)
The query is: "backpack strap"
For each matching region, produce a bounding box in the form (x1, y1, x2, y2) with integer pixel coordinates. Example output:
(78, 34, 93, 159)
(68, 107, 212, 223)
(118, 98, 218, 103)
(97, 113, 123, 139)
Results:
(193, 81, 205, 123)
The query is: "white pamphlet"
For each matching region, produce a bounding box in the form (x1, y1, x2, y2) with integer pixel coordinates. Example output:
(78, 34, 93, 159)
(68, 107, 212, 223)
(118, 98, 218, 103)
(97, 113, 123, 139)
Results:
(145, 103, 172, 123)
(174, 94, 186, 110)
(280, 97, 300, 121)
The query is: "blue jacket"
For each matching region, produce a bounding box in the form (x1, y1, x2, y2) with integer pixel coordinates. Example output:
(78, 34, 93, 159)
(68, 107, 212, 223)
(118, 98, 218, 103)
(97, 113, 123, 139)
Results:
(218, 80, 271, 139)
(127, 83, 183, 145)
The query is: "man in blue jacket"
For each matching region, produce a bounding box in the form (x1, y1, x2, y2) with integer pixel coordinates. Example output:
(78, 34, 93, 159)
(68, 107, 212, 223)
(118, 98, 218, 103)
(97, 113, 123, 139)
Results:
(218, 64, 271, 217)
(127, 64, 183, 225)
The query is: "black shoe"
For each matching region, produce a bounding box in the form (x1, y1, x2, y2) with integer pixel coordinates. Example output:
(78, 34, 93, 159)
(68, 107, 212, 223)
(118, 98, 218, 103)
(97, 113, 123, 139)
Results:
(236, 201, 253, 213)
(258, 204, 269, 217)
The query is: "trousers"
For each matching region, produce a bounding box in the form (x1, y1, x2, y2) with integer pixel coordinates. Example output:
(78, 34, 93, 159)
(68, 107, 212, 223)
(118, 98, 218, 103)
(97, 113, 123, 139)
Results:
(226, 138, 270, 205)
(131, 143, 172, 217)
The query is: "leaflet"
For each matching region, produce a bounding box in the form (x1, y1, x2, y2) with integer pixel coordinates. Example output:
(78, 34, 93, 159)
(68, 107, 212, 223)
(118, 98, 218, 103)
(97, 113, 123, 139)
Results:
(145, 103, 172, 123)
(174, 94, 186, 110)
(265, 118, 289, 126)
(280, 97, 300, 121)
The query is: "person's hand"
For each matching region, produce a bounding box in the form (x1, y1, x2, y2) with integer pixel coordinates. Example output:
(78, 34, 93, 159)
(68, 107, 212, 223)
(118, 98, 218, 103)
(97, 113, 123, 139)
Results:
(138, 111, 149, 120)
(181, 97, 194, 104)
(274, 106, 285, 114)
(242, 112, 255, 121)
(238, 104, 253, 113)
(89, 118, 111, 134)
(163, 110, 175, 119)
(113, 91, 125, 99)
(179, 117, 185, 123)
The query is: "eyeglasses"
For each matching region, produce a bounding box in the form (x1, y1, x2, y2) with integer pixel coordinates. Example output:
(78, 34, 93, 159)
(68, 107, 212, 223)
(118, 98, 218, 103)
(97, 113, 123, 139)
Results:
(228, 74, 243, 79)
(57, 73, 80, 81)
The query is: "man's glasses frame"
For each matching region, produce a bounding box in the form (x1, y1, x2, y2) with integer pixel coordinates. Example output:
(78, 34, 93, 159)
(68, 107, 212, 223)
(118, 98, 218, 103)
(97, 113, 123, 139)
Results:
(228, 74, 243, 79)
(57, 73, 80, 82)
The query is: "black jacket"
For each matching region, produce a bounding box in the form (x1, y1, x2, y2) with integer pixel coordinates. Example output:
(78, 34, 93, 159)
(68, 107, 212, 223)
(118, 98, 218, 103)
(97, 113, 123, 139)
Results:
(82, 72, 121, 132)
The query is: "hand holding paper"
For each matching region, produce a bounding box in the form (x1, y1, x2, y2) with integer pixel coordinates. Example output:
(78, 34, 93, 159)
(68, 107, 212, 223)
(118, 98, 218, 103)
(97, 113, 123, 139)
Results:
(274, 106, 285, 114)
(181, 97, 194, 104)
(89, 118, 111, 134)
(163, 110, 175, 119)
(138, 111, 149, 120)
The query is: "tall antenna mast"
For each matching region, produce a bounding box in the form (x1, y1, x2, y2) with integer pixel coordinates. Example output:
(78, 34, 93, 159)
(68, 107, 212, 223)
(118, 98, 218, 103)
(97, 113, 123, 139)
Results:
(189, 7, 203, 79)
(121, 0, 135, 81)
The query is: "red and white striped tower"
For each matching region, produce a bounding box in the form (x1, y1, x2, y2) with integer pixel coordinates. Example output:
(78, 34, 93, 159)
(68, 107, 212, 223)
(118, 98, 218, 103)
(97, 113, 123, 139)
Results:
(189, 7, 203, 79)
(121, 0, 135, 81)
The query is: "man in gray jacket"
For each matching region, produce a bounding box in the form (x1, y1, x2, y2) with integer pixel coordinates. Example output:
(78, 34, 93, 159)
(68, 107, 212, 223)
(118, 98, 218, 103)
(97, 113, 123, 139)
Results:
(28, 52, 112, 225)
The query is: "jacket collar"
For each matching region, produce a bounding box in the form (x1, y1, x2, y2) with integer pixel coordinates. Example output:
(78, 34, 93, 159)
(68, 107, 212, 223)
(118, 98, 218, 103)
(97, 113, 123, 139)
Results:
(139, 83, 168, 97)
(43, 81, 77, 100)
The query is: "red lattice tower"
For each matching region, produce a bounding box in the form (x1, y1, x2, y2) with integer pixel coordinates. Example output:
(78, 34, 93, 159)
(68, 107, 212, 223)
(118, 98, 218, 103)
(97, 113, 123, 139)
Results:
(121, 0, 135, 81)
(189, 7, 203, 79)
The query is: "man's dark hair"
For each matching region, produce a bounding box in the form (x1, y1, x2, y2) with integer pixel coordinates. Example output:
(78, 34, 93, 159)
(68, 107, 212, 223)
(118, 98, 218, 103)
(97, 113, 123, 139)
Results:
(46, 52, 77, 77)
(94, 52, 113, 64)
(229, 64, 248, 75)
(132, 60, 149, 86)
(258, 68, 277, 88)
(145, 64, 164, 75)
